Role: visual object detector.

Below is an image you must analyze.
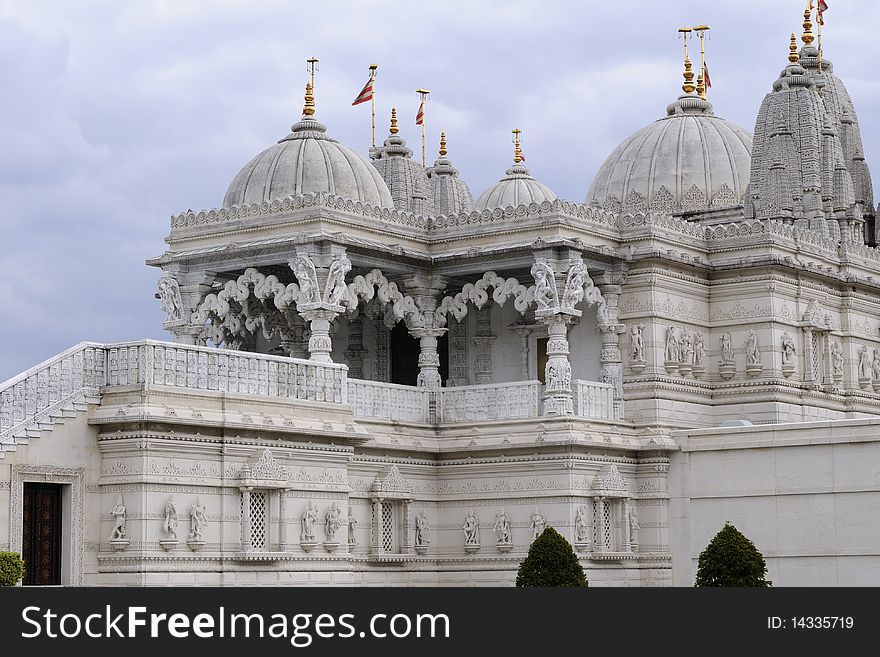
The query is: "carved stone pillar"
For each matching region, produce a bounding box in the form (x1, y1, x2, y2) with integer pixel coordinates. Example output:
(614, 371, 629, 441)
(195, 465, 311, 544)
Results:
(402, 499, 413, 554)
(539, 315, 575, 415)
(278, 489, 289, 551)
(447, 318, 469, 386)
(374, 316, 390, 382)
(622, 499, 632, 552)
(240, 487, 252, 552)
(280, 312, 309, 359)
(594, 271, 627, 419)
(402, 274, 449, 390)
(411, 328, 446, 389)
(371, 498, 384, 556)
(344, 315, 367, 378)
(472, 305, 496, 384)
(298, 308, 338, 363)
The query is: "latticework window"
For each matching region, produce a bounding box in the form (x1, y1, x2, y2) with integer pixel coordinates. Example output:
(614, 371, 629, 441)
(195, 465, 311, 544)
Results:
(603, 502, 612, 549)
(811, 334, 820, 379)
(241, 491, 267, 550)
(381, 502, 394, 552)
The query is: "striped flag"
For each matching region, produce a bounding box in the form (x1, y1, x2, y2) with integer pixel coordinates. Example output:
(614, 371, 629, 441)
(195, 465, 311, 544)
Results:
(817, 0, 828, 25)
(415, 99, 424, 125)
(351, 76, 374, 106)
(703, 62, 712, 89)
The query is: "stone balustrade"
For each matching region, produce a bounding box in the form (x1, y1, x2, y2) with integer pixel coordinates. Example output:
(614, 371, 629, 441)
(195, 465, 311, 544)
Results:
(573, 379, 617, 420)
(436, 381, 541, 423)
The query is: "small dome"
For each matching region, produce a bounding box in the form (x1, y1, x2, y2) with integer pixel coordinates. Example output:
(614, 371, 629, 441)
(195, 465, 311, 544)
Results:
(587, 95, 753, 214)
(475, 162, 557, 211)
(426, 132, 474, 215)
(371, 110, 434, 215)
(223, 104, 393, 209)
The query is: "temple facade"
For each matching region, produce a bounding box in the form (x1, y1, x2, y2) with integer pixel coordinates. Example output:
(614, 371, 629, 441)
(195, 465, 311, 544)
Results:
(2, 8, 880, 586)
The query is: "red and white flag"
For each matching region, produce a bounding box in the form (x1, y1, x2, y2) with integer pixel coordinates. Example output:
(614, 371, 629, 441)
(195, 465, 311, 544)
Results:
(703, 62, 712, 89)
(817, 0, 828, 25)
(415, 99, 424, 125)
(351, 76, 374, 106)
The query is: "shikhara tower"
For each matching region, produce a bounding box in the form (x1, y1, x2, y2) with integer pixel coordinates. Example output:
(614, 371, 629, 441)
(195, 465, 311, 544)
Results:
(2, 6, 880, 587)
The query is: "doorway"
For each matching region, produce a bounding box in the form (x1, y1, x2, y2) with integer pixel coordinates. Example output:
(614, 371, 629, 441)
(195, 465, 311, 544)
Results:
(22, 483, 62, 586)
(389, 324, 448, 386)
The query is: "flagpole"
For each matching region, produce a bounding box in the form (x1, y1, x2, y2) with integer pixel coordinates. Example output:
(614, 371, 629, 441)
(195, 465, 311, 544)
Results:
(693, 24, 710, 99)
(416, 88, 430, 167)
(307, 57, 319, 90)
(817, 8, 823, 75)
(369, 64, 378, 148)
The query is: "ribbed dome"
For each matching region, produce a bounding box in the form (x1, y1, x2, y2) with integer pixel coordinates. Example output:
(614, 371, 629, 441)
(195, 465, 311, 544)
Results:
(223, 115, 393, 209)
(475, 162, 557, 211)
(587, 95, 753, 214)
(371, 127, 434, 215)
(427, 134, 474, 216)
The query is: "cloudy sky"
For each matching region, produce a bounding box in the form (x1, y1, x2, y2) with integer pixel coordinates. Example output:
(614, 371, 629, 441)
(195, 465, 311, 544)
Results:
(1, 0, 878, 380)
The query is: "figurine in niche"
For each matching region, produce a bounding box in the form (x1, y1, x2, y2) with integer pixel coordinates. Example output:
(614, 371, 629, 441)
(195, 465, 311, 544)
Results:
(745, 330, 760, 365)
(830, 341, 845, 376)
(324, 501, 342, 541)
(189, 498, 207, 541)
(628, 504, 640, 543)
(415, 511, 430, 546)
(693, 331, 705, 365)
(163, 497, 179, 540)
(720, 331, 734, 363)
(665, 326, 680, 362)
(575, 505, 590, 543)
(493, 508, 512, 545)
(681, 331, 694, 365)
(873, 349, 880, 382)
(781, 332, 796, 366)
(629, 324, 645, 362)
(110, 495, 127, 540)
(347, 507, 358, 545)
(301, 500, 318, 542)
(463, 509, 480, 546)
(529, 508, 546, 540)
(858, 345, 872, 379)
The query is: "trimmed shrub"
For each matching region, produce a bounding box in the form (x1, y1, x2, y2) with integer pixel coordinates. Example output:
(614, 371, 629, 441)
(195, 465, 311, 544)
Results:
(516, 527, 588, 587)
(695, 522, 772, 587)
(0, 551, 25, 586)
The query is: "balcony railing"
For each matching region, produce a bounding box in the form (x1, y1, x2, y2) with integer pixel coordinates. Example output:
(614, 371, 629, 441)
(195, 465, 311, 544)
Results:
(436, 381, 541, 423)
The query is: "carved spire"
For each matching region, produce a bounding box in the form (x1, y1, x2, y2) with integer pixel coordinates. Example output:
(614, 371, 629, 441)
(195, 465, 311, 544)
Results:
(789, 32, 799, 63)
(302, 81, 315, 117)
(439, 131, 447, 157)
(389, 106, 399, 134)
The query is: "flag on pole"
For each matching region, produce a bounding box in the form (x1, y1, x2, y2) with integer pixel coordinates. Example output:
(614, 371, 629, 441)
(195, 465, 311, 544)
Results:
(351, 76, 374, 106)
(817, 0, 828, 25)
(703, 62, 712, 89)
(415, 99, 425, 125)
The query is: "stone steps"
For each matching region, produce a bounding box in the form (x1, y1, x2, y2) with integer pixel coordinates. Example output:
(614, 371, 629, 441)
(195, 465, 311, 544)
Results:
(0, 397, 98, 460)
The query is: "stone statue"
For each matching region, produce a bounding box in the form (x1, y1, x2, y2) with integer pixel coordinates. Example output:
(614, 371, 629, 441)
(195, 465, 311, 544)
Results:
(110, 495, 126, 540)
(324, 501, 341, 541)
(746, 330, 760, 365)
(493, 508, 512, 545)
(324, 255, 352, 306)
(575, 505, 590, 543)
(681, 330, 694, 365)
(292, 255, 320, 305)
(628, 504, 640, 543)
(163, 497, 179, 540)
(463, 509, 480, 546)
(858, 345, 872, 379)
(561, 262, 587, 310)
(301, 500, 318, 542)
(693, 331, 705, 365)
(873, 349, 880, 382)
(529, 508, 546, 540)
(665, 326, 680, 362)
(347, 507, 358, 546)
(720, 331, 734, 363)
(781, 332, 796, 365)
(156, 275, 183, 321)
(629, 324, 645, 362)
(415, 511, 430, 546)
(189, 498, 207, 541)
(830, 341, 844, 376)
(531, 262, 558, 312)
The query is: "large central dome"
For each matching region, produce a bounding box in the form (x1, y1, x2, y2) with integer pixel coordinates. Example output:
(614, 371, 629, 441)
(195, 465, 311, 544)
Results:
(223, 86, 393, 209)
(587, 95, 753, 214)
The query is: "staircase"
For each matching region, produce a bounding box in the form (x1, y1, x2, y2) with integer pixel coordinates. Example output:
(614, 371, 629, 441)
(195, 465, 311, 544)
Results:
(0, 343, 105, 459)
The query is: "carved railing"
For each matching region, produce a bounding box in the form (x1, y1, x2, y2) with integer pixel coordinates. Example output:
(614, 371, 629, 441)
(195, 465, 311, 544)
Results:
(573, 379, 616, 421)
(437, 381, 541, 423)
(347, 379, 431, 423)
(105, 340, 347, 403)
(0, 342, 107, 445)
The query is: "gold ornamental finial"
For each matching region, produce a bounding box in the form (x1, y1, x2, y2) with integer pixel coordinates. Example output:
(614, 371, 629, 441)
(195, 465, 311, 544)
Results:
(802, 4, 815, 45)
(390, 107, 399, 134)
(789, 32, 800, 63)
(696, 71, 706, 100)
(512, 128, 524, 164)
(303, 81, 315, 116)
(439, 131, 447, 157)
(682, 56, 696, 94)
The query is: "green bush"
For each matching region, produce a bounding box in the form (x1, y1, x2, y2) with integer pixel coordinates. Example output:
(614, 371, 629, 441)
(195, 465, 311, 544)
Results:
(0, 551, 25, 586)
(695, 522, 772, 587)
(516, 527, 588, 587)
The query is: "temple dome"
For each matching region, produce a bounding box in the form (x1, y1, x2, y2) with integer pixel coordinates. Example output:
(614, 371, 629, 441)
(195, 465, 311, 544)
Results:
(370, 109, 434, 215)
(587, 95, 753, 214)
(427, 132, 474, 215)
(475, 162, 557, 211)
(223, 104, 393, 209)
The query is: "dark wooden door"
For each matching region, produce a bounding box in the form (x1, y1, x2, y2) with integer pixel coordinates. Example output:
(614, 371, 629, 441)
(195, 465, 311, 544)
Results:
(22, 483, 62, 586)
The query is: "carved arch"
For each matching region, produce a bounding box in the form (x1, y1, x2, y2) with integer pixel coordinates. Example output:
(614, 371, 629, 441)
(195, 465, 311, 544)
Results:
(343, 269, 422, 327)
(435, 271, 534, 327)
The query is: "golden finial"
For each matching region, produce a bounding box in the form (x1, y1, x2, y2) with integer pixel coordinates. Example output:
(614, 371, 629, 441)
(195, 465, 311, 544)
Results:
(696, 71, 706, 100)
(303, 81, 315, 116)
(789, 32, 800, 63)
(512, 128, 524, 164)
(802, 4, 815, 45)
(682, 56, 696, 94)
(439, 131, 447, 157)
(390, 107, 399, 134)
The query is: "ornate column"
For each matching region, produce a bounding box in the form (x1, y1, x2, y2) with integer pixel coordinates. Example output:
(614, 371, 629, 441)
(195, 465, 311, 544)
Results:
(402, 499, 414, 554)
(280, 312, 309, 359)
(371, 498, 384, 556)
(344, 316, 367, 378)
(622, 499, 632, 552)
(447, 318, 469, 386)
(594, 270, 627, 419)
(402, 274, 448, 390)
(278, 488, 289, 551)
(240, 486, 252, 552)
(290, 243, 351, 363)
(157, 269, 216, 344)
(540, 315, 575, 415)
(508, 312, 537, 381)
(472, 306, 496, 384)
